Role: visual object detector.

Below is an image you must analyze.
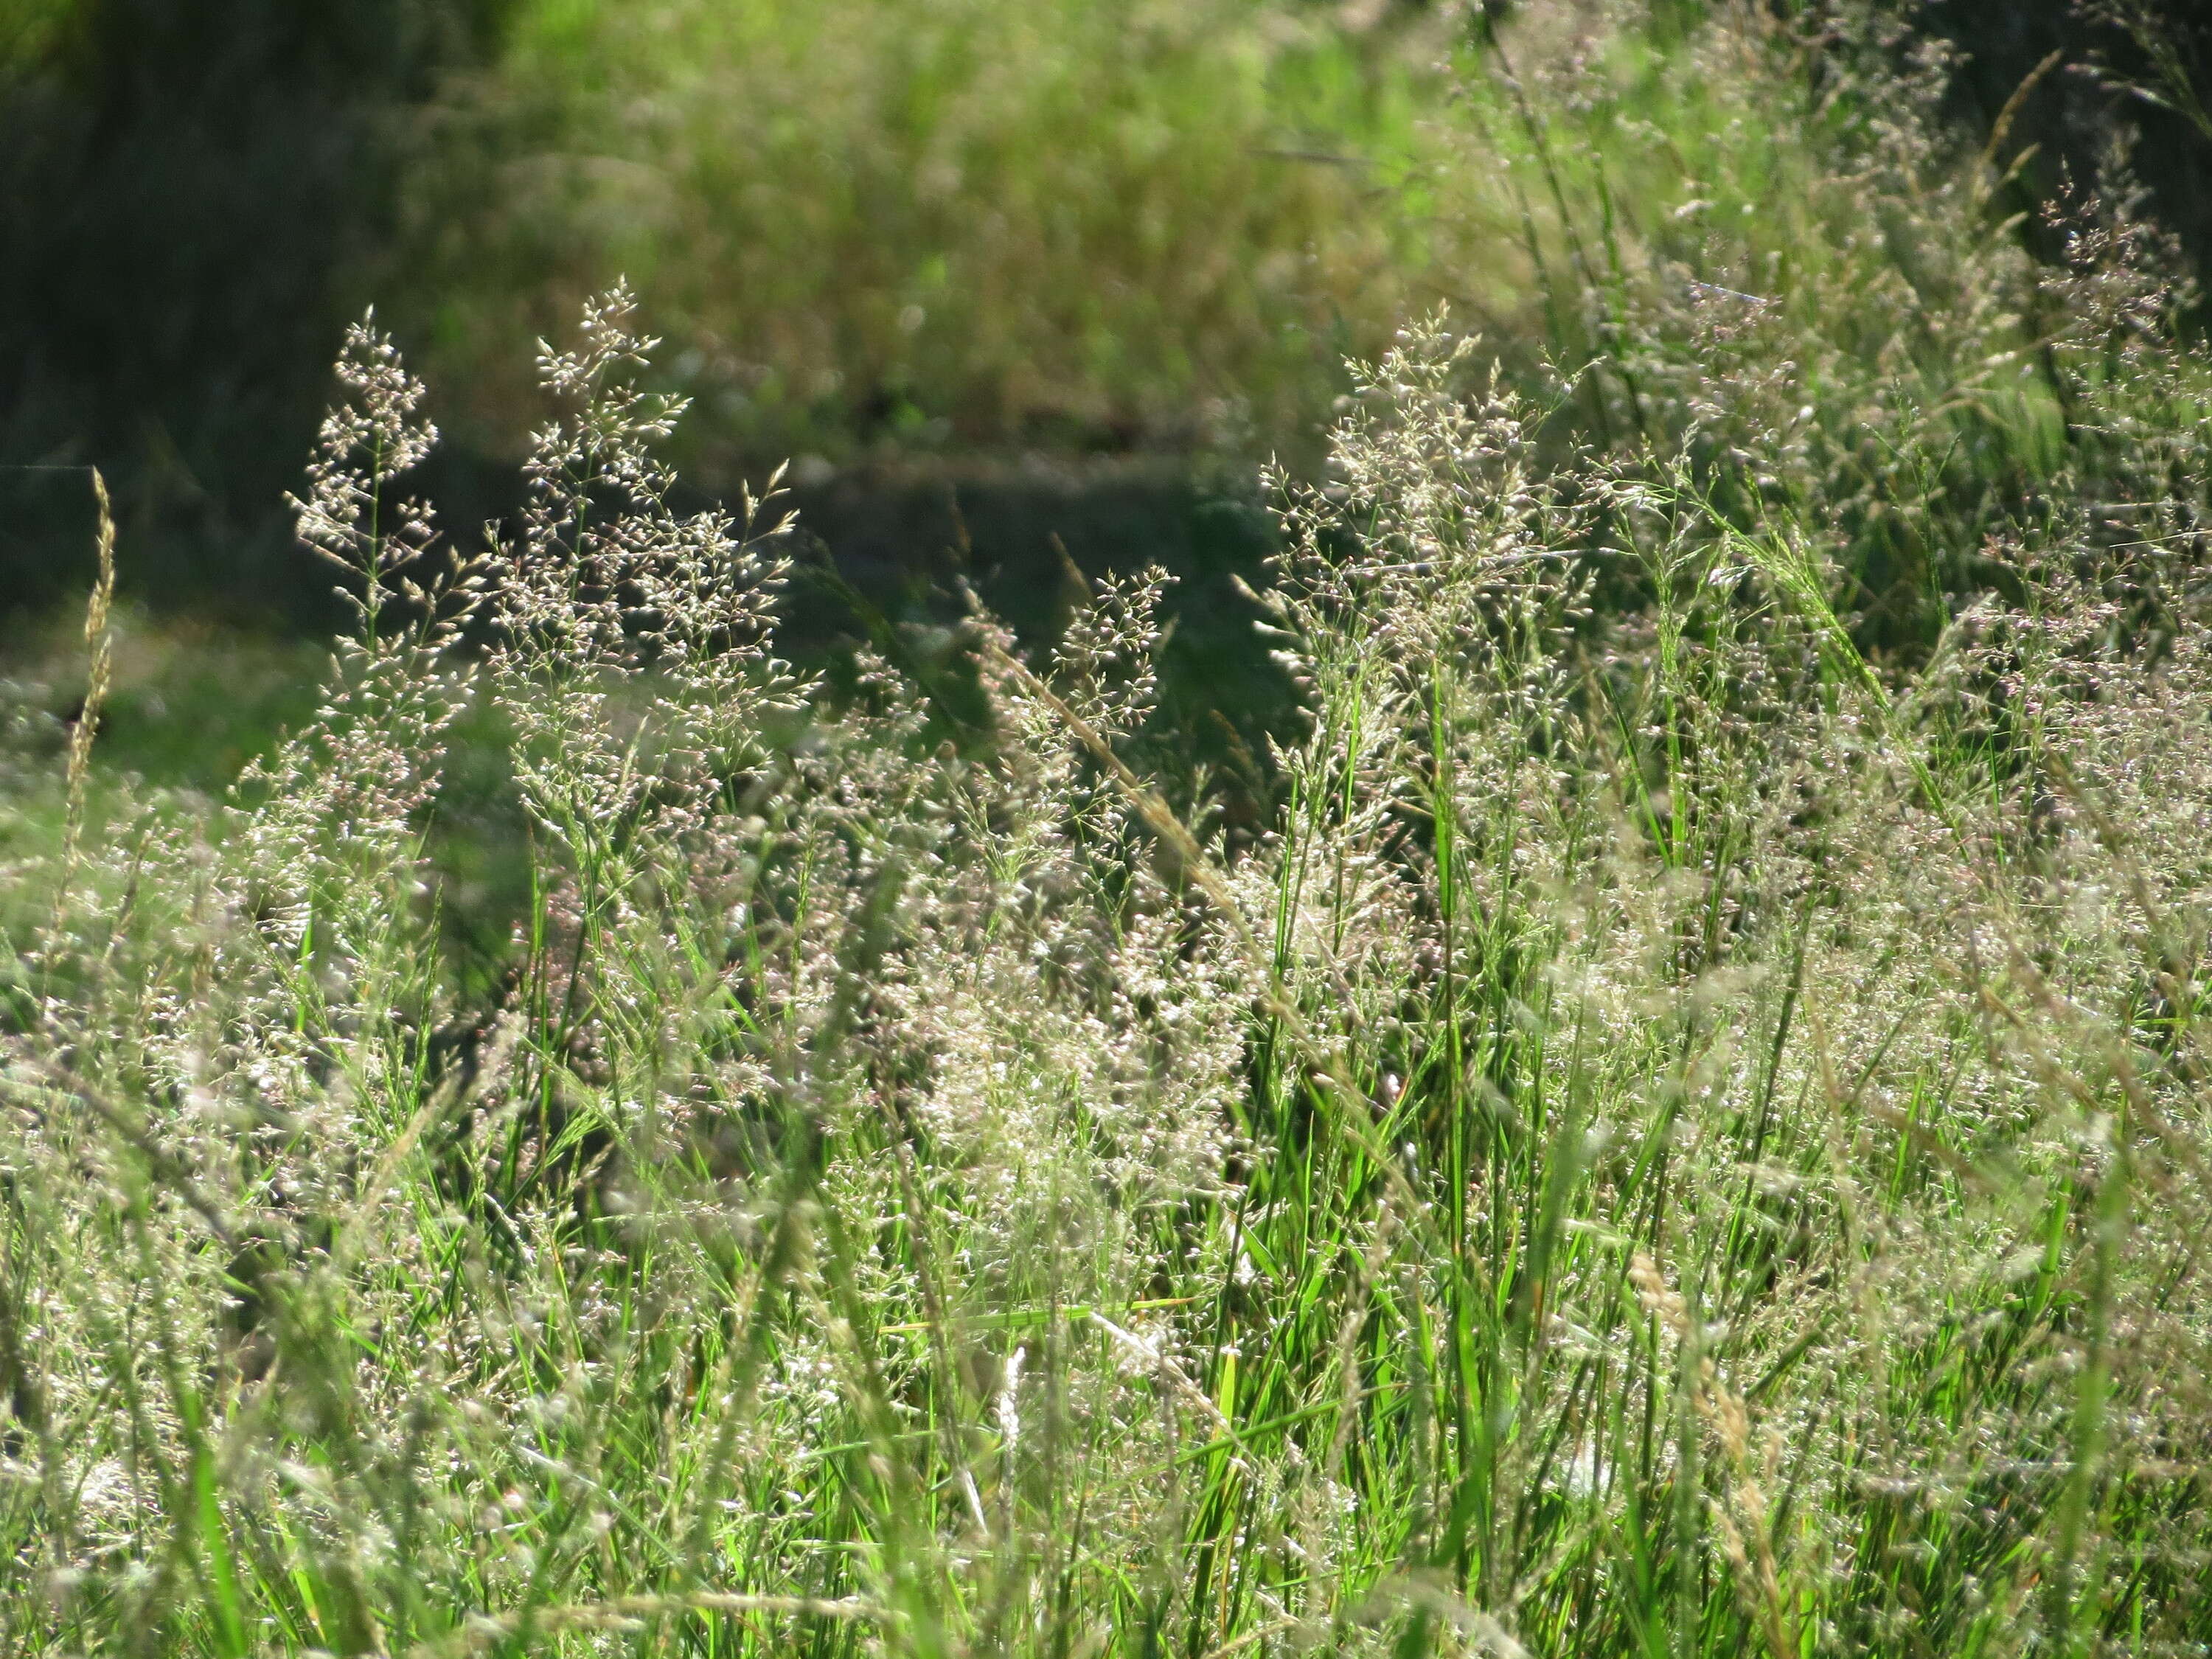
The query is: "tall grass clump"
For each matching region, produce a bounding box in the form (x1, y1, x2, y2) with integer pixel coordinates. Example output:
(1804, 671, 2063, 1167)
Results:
(11, 89, 2212, 1659)
(1446, 0, 2212, 659)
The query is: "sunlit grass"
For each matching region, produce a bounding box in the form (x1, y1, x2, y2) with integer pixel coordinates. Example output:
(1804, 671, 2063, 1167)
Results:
(8, 6, 2212, 1656)
(394, 0, 1469, 469)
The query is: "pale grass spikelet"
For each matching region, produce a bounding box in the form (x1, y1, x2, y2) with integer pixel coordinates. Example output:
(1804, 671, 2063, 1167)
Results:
(55, 469, 115, 902)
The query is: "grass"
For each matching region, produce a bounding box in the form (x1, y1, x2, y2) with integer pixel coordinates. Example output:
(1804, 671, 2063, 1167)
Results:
(390, 0, 1467, 473)
(386, 0, 2164, 650)
(7, 4, 2212, 1655)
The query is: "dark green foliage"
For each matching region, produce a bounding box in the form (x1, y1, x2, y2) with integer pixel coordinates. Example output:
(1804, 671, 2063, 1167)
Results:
(0, 0, 507, 616)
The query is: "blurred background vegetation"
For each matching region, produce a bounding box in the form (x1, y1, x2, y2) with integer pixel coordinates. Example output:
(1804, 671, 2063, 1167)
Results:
(3, 0, 2211, 776)
(1, 0, 1464, 620)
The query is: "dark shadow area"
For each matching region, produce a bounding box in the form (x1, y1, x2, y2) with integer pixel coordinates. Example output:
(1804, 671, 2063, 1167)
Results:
(1922, 1, 2212, 275)
(0, 0, 509, 616)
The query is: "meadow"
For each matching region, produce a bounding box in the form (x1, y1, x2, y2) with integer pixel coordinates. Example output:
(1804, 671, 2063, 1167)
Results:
(7, 3, 2212, 1655)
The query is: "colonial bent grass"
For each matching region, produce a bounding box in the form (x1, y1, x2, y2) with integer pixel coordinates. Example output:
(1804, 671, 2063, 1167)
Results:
(12, 46, 2212, 1659)
(5, 275, 2211, 1652)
